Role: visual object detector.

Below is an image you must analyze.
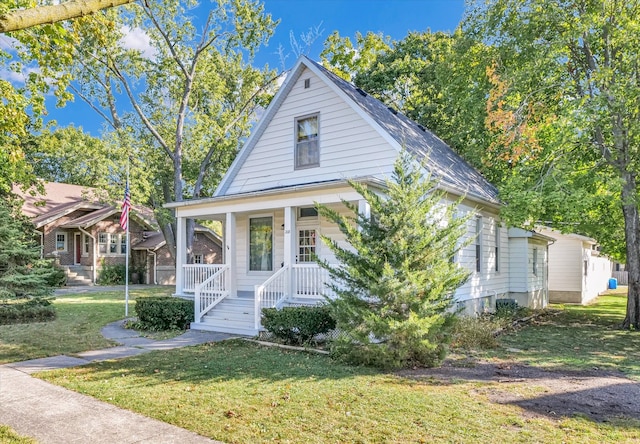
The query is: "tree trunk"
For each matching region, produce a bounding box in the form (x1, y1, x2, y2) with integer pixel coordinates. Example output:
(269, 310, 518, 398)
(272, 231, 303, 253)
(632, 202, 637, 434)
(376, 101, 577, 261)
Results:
(621, 173, 640, 329)
(0, 0, 134, 33)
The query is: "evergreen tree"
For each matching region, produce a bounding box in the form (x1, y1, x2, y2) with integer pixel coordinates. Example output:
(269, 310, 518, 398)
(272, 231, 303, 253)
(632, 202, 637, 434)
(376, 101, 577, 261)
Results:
(0, 197, 60, 300)
(317, 154, 471, 369)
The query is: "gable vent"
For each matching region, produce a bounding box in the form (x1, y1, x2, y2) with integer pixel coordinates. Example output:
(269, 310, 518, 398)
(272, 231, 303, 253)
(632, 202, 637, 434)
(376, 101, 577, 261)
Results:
(304, 78, 311, 89)
(355, 87, 367, 97)
(387, 106, 398, 115)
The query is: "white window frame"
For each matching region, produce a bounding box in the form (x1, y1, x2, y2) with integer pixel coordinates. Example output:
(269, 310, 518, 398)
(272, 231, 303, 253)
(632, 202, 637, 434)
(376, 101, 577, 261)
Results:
(248, 214, 274, 273)
(97, 232, 127, 257)
(494, 221, 500, 273)
(82, 234, 90, 257)
(55, 232, 67, 252)
(295, 113, 320, 170)
(475, 216, 482, 273)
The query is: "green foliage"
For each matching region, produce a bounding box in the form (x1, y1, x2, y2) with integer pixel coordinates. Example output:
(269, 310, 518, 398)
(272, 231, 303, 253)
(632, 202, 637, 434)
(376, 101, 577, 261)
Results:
(261, 305, 336, 345)
(98, 263, 126, 285)
(0, 198, 56, 300)
(451, 315, 500, 350)
(0, 298, 56, 325)
(495, 299, 519, 317)
(317, 153, 472, 369)
(134, 296, 194, 331)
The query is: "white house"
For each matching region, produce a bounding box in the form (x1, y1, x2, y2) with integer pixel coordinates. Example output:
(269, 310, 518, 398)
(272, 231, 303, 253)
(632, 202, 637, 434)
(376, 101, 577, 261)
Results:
(538, 227, 612, 304)
(167, 56, 552, 335)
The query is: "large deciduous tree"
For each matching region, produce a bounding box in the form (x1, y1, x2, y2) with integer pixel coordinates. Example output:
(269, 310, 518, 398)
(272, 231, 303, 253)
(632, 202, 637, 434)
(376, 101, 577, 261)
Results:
(464, 0, 640, 329)
(0, 0, 134, 33)
(67, 0, 278, 259)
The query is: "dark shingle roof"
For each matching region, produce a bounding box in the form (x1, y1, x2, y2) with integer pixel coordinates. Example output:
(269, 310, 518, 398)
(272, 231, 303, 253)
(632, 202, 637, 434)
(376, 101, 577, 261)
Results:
(306, 58, 500, 204)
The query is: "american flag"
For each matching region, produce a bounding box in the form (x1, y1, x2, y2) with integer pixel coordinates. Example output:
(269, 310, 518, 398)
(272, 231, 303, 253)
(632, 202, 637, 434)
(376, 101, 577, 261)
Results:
(120, 182, 131, 230)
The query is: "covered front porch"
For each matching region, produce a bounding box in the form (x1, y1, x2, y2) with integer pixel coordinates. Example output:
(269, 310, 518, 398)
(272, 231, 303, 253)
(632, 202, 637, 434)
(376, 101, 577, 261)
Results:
(169, 181, 371, 335)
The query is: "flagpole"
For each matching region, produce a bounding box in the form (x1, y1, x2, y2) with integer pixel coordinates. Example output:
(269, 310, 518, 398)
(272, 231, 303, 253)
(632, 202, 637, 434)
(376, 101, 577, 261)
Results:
(124, 160, 130, 317)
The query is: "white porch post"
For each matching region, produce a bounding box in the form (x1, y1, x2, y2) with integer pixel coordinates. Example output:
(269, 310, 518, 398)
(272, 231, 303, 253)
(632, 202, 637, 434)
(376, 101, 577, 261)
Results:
(226, 212, 237, 297)
(175, 215, 187, 295)
(283, 206, 295, 265)
(358, 199, 370, 231)
(284, 206, 295, 298)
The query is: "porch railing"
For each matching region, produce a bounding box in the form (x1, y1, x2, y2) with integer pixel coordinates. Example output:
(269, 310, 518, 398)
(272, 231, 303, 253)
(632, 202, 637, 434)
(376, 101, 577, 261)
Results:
(254, 265, 290, 330)
(195, 264, 230, 323)
(183, 264, 225, 293)
(254, 263, 335, 330)
(292, 264, 334, 299)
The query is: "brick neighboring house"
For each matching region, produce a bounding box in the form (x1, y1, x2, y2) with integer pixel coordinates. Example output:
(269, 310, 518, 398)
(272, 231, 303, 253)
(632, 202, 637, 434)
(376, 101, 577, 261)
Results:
(15, 182, 222, 285)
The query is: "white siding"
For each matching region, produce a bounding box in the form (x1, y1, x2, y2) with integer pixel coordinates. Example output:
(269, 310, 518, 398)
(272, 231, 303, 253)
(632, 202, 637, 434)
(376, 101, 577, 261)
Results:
(225, 67, 398, 195)
(454, 206, 510, 304)
(546, 234, 584, 292)
(508, 238, 529, 293)
(584, 251, 612, 303)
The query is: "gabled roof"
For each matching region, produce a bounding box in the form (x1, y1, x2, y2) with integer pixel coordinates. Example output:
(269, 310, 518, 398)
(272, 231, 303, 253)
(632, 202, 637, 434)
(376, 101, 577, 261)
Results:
(215, 56, 499, 205)
(15, 181, 157, 231)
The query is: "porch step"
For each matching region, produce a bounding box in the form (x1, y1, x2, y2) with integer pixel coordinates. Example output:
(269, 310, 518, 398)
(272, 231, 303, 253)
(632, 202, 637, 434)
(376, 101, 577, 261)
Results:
(62, 266, 93, 286)
(194, 297, 256, 336)
(190, 322, 258, 336)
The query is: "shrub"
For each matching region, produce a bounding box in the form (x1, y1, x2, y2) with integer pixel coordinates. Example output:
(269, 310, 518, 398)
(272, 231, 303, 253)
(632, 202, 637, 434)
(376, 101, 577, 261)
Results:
(135, 296, 194, 331)
(495, 299, 523, 319)
(451, 315, 501, 350)
(261, 305, 336, 345)
(98, 263, 126, 285)
(0, 298, 57, 325)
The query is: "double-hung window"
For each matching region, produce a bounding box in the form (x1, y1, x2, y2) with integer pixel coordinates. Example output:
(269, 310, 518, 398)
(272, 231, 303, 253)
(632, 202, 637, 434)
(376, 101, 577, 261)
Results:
(475, 216, 482, 272)
(98, 232, 127, 256)
(55, 232, 67, 252)
(295, 114, 319, 169)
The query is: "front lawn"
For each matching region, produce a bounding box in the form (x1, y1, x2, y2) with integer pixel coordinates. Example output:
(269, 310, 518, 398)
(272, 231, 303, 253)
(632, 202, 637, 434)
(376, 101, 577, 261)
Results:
(38, 290, 640, 443)
(484, 290, 640, 380)
(0, 287, 172, 364)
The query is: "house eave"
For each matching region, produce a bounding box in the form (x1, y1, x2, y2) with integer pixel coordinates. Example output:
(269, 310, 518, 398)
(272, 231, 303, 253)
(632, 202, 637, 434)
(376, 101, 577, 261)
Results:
(165, 177, 386, 210)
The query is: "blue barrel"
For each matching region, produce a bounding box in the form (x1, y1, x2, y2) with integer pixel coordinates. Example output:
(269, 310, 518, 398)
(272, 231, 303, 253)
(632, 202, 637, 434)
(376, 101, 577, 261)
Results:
(609, 278, 618, 290)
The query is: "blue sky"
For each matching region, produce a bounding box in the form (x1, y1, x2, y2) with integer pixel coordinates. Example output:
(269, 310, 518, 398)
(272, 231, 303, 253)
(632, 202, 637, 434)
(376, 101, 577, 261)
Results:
(46, 0, 465, 135)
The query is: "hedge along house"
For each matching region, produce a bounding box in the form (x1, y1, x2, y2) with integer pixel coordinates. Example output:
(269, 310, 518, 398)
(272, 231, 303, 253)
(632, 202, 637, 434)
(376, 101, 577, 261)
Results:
(167, 56, 553, 336)
(15, 182, 222, 285)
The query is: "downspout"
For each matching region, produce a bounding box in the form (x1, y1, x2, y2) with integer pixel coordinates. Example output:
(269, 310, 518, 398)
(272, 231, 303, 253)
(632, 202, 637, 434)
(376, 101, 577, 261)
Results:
(146, 249, 157, 285)
(78, 228, 96, 284)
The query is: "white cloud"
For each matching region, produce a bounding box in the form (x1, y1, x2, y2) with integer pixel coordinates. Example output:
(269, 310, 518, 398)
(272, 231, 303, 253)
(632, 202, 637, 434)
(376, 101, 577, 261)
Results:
(119, 26, 156, 60)
(0, 35, 19, 52)
(0, 65, 41, 85)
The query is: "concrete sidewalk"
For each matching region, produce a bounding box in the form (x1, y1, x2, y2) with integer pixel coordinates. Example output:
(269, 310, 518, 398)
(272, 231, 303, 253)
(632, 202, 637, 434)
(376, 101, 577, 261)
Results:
(0, 320, 235, 443)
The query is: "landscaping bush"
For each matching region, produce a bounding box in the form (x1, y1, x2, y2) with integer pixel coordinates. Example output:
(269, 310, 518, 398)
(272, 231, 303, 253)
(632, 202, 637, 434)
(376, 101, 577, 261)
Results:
(98, 263, 126, 285)
(134, 296, 194, 331)
(0, 298, 56, 325)
(261, 305, 336, 345)
(495, 299, 525, 319)
(451, 315, 501, 350)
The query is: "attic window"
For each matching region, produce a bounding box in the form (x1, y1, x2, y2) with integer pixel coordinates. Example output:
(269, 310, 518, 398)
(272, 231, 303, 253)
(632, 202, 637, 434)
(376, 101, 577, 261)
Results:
(295, 114, 319, 169)
(298, 207, 318, 219)
(304, 78, 311, 89)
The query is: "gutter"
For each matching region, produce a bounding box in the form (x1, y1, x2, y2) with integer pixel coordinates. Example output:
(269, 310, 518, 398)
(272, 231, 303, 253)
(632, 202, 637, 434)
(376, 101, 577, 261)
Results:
(78, 228, 97, 284)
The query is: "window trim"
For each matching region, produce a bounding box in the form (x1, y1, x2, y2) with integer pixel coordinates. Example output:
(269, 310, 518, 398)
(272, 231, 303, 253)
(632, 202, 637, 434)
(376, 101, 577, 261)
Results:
(533, 247, 538, 276)
(248, 214, 274, 273)
(55, 232, 67, 252)
(97, 232, 127, 257)
(294, 113, 320, 170)
(475, 216, 482, 273)
(494, 221, 500, 273)
(82, 234, 90, 257)
(193, 254, 203, 264)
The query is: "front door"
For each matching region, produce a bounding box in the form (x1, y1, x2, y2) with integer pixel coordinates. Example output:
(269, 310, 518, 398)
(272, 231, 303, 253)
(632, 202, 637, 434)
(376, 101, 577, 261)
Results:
(74, 233, 81, 265)
(297, 228, 317, 263)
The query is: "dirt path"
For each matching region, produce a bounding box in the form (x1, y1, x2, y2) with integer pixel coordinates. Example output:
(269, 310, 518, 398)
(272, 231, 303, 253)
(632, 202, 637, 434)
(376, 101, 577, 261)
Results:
(398, 360, 640, 422)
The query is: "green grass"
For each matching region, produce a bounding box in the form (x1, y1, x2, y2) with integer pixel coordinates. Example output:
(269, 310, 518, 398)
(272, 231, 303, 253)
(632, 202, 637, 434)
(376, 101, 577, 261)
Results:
(0, 426, 37, 444)
(0, 287, 172, 364)
(484, 289, 640, 380)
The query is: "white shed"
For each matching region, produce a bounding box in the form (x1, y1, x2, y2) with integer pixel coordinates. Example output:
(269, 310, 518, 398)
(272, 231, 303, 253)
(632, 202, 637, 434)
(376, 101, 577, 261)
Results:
(538, 228, 612, 304)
